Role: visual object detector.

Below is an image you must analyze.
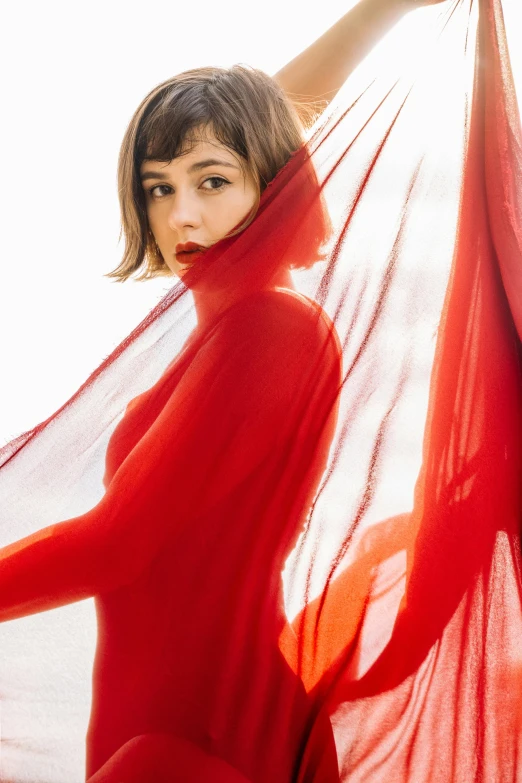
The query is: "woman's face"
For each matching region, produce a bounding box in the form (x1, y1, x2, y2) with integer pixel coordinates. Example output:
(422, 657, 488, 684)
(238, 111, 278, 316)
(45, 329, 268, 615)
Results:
(141, 131, 259, 278)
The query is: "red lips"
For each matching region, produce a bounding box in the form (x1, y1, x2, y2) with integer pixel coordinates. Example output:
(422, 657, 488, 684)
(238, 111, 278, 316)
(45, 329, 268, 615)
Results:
(174, 242, 207, 265)
(175, 242, 206, 254)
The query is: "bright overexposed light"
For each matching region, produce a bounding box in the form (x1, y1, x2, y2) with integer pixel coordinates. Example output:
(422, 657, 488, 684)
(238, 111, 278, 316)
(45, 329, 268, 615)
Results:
(0, 3, 520, 781)
(0, 0, 520, 445)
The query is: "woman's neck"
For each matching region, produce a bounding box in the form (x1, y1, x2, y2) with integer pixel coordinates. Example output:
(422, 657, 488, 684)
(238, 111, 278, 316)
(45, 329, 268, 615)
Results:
(193, 267, 296, 328)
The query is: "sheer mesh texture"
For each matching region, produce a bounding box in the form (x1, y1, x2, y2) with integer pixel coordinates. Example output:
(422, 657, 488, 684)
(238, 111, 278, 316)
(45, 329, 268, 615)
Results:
(0, 0, 521, 780)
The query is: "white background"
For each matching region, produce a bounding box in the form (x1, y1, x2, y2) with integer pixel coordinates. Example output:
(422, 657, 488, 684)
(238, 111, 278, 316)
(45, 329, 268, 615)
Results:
(0, 0, 520, 444)
(0, 3, 519, 780)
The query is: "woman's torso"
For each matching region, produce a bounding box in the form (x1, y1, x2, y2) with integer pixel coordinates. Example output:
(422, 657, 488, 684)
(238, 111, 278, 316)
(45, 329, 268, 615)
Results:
(86, 289, 342, 782)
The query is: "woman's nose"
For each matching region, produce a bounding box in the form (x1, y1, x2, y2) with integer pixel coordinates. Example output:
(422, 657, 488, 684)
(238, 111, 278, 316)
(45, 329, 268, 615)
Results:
(167, 193, 202, 232)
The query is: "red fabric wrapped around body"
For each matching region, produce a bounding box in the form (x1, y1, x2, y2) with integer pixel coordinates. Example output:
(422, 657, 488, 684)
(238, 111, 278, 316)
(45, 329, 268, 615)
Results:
(0, 0, 521, 780)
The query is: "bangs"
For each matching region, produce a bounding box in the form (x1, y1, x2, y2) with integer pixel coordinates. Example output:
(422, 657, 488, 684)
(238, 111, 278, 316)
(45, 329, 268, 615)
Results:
(136, 87, 249, 171)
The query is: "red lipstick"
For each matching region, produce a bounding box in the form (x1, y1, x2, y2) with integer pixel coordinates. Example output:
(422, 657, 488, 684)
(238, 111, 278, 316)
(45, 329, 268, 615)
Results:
(175, 242, 205, 253)
(174, 242, 207, 265)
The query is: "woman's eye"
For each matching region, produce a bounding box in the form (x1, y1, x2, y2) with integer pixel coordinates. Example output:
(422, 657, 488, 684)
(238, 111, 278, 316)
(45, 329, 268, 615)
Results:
(202, 176, 229, 191)
(148, 184, 172, 199)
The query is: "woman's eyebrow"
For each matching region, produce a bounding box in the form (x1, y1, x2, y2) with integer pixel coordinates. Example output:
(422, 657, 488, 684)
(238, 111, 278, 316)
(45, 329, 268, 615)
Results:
(188, 158, 240, 173)
(140, 170, 170, 182)
(140, 158, 240, 182)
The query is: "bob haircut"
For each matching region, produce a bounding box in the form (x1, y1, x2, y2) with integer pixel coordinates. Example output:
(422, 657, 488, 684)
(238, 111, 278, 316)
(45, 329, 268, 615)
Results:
(108, 65, 327, 282)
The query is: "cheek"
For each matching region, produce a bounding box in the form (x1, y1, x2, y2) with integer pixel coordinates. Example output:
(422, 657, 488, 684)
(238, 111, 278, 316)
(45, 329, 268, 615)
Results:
(207, 190, 257, 232)
(146, 208, 166, 239)
(147, 210, 175, 260)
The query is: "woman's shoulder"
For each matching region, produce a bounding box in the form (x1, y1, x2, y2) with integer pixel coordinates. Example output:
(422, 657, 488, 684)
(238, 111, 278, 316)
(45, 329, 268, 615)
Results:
(201, 287, 342, 382)
(219, 287, 338, 344)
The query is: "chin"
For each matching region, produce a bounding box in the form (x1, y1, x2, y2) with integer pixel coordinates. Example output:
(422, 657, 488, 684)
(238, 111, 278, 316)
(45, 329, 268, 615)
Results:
(164, 261, 186, 278)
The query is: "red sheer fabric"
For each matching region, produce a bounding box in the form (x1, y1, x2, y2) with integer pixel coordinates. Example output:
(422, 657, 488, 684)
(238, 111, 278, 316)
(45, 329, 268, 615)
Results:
(1, 0, 521, 781)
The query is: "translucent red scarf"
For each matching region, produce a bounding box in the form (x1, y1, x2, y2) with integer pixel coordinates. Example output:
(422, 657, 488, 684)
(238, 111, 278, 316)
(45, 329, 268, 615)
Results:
(1, 0, 521, 780)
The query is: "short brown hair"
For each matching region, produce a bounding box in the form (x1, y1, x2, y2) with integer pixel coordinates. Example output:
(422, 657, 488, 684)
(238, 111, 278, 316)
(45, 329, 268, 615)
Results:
(107, 65, 309, 282)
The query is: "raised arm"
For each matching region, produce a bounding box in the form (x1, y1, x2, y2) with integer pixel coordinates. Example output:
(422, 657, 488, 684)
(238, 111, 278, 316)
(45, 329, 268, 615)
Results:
(0, 292, 341, 622)
(274, 0, 447, 111)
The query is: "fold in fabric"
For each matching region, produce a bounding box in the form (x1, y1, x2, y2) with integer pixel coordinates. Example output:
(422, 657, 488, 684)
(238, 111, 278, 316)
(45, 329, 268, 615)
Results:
(0, 1, 521, 781)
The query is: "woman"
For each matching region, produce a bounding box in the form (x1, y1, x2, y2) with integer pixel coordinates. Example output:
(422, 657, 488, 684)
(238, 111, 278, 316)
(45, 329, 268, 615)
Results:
(3, 0, 514, 781)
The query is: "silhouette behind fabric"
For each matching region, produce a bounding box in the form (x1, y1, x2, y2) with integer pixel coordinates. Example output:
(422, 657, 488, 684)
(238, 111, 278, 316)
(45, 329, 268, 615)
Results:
(0, 0, 521, 780)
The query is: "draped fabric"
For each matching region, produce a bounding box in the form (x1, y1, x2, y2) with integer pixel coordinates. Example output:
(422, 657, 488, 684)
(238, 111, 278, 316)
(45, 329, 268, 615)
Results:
(1, 0, 521, 781)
